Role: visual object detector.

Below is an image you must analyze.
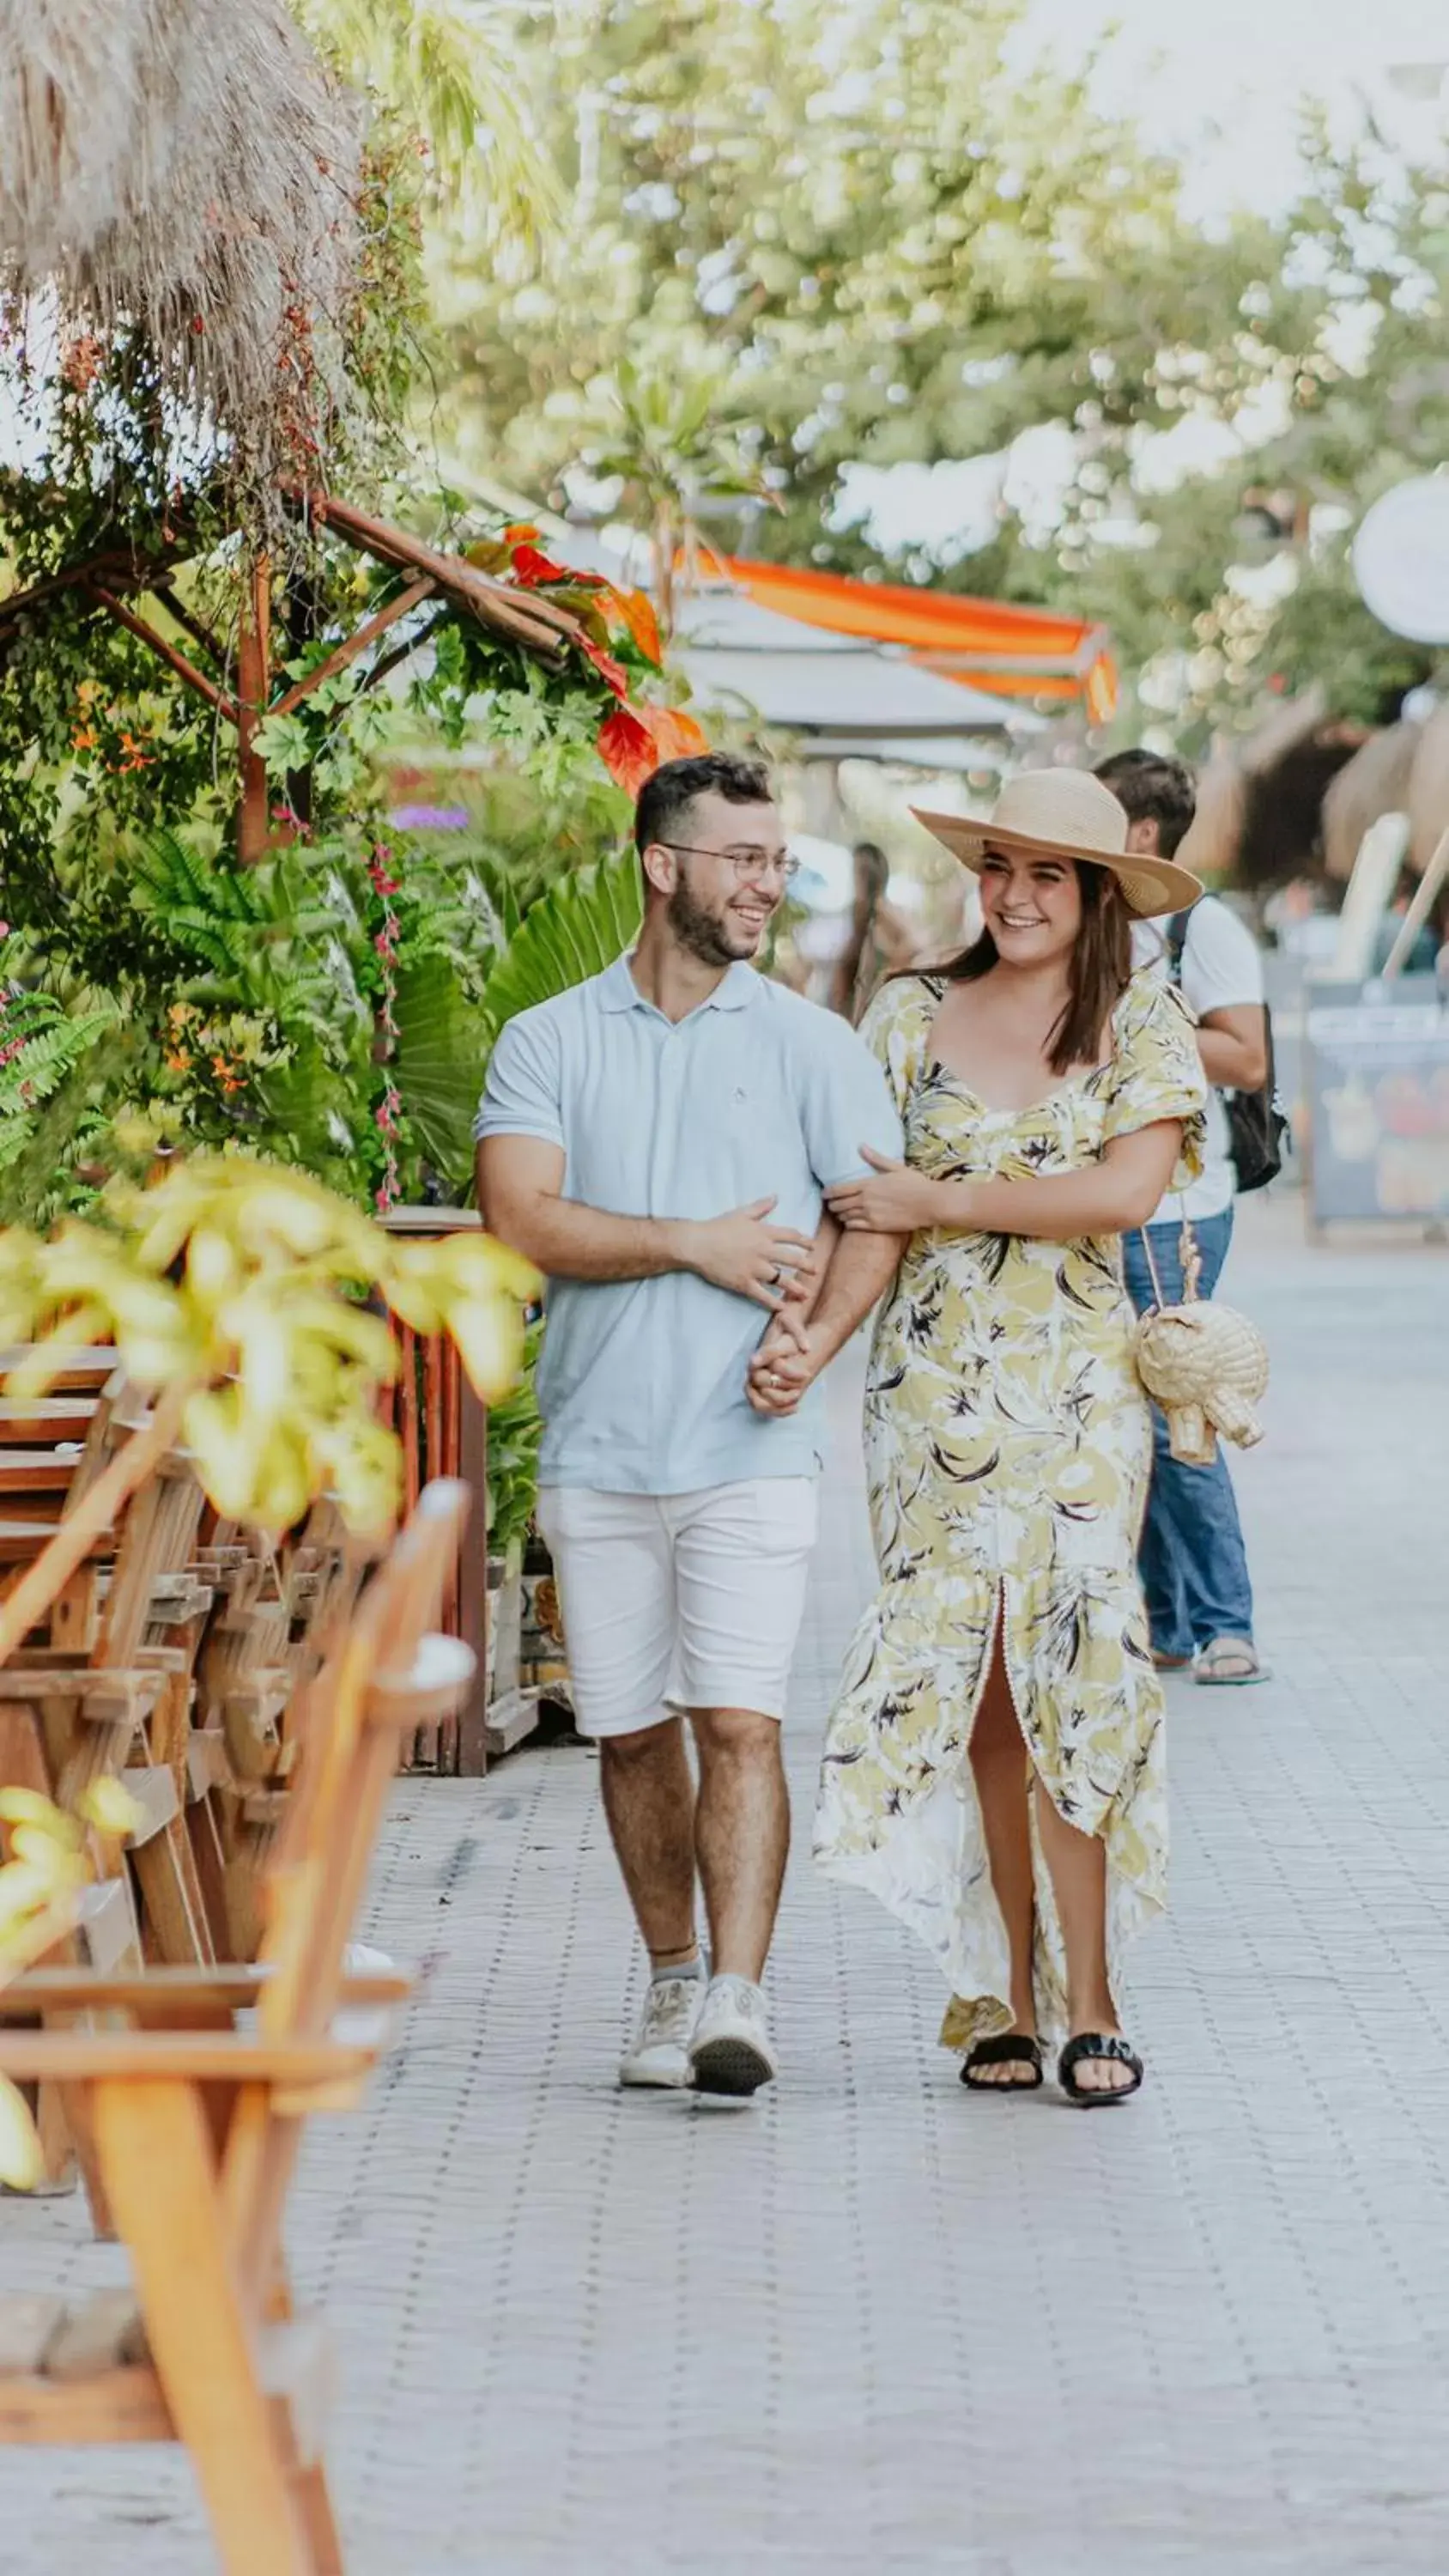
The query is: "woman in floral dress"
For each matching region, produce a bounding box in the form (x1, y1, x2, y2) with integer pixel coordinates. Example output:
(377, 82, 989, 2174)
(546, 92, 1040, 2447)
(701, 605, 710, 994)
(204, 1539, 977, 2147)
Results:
(754, 772, 1206, 2103)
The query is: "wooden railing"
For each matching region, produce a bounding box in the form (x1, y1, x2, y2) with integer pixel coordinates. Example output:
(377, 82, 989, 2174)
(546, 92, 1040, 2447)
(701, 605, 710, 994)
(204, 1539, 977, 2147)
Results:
(379, 1210, 490, 1774)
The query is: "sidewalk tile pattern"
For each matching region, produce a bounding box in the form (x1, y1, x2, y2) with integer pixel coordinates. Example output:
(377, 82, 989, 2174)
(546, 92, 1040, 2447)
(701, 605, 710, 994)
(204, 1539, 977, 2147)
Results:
(5, 1200, 1449, 2573)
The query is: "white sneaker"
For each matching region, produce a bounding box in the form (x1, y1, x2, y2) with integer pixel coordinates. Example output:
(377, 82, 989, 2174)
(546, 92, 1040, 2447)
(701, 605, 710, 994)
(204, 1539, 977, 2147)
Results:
(619, 1972, 705, 2089)
(688, 1975, 777, 2098)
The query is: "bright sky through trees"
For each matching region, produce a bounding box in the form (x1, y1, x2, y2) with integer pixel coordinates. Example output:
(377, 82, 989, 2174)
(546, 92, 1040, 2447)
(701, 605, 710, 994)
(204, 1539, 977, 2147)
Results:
(1019, 0, 1445, 216)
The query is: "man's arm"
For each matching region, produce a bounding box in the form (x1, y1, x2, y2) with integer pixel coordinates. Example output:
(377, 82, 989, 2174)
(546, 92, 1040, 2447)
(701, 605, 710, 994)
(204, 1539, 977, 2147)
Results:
(753, 1208, 840, 1359)
(1182, 902, 1269, 1091)
(1196, 1004, 1268, 1092)
(748, 1225, 905, 1415)
(477, 1134, 819, 1310)
(752, 1124, 1181, 1413)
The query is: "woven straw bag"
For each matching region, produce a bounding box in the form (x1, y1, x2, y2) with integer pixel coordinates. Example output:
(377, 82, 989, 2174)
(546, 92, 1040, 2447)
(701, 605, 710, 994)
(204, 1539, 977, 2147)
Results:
(1132, 1222, 1269, 1467)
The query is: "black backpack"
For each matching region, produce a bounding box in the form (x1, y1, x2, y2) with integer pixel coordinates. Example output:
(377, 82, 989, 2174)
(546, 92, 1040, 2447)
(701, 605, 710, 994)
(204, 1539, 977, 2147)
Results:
(1165, 908, 1288, 1194)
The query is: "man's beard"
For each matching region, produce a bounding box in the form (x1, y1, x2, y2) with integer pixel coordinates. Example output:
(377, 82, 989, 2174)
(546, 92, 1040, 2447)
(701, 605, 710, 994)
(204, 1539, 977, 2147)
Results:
(667, 872, 762, 966)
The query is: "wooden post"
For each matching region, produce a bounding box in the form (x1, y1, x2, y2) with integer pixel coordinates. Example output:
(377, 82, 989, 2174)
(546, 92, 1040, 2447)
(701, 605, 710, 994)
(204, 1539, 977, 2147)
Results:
(379, 1211, 493, 1775)
(236, 556, 272, 867)
(456, 1382, 489, 1779)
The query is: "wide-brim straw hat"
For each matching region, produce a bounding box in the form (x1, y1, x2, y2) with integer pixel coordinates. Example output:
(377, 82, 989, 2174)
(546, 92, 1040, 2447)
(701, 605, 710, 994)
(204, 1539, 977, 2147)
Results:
(912, 769, 1203, 920)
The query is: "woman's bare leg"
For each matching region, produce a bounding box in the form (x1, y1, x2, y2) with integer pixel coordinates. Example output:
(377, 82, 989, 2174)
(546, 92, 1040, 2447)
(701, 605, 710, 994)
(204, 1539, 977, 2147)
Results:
(1032, 1789, 1134, 2094)
(967, 1637, 1039, 2084)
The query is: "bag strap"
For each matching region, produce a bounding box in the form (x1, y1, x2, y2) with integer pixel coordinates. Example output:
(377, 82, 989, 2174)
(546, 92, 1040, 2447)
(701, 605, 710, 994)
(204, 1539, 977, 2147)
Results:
(1164, 908, 1192, 983)
(1138, 914, 1205, 1267)
(1135, 1216, 1202, 1311)
(1136, 1224, 1167, 1310)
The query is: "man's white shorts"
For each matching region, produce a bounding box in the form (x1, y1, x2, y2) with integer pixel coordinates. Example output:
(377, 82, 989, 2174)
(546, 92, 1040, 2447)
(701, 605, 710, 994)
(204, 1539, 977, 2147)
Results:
(534, 1478, 819, 1741)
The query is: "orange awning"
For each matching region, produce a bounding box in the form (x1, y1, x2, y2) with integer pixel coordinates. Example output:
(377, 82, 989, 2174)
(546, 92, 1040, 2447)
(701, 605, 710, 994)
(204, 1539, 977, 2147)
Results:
(698, 555, 1118, 725)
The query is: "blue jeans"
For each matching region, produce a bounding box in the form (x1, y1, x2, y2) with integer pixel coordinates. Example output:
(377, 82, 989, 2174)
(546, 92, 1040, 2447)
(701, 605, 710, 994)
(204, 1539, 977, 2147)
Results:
(1121, 1210, 1255, 1660)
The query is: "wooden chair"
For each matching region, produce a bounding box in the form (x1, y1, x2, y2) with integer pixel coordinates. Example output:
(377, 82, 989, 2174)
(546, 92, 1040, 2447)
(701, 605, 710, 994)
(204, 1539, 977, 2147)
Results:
(1, 1401, 374, 2193)
(0, 1479, 473, 2575)
(185, 1501, 375, 1961)
(0, 1350, 118, 1601)
(0, 1372, 216, 2186)
(0, 1374, 216, 1975)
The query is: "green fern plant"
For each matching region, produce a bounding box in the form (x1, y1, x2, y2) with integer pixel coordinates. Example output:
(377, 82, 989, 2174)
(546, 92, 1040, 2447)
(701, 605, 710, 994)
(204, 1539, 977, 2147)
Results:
(0, 988, 118, 1176)
(128, 830, 350, 1028)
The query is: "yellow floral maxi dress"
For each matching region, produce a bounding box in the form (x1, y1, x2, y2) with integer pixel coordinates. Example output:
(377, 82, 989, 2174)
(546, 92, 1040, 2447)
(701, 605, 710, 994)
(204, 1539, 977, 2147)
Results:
(814, 970, 1208, 2055)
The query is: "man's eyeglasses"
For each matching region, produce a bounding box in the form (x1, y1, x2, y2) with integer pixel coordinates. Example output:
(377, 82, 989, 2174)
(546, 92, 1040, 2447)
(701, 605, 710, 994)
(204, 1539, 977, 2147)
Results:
(660, 841, 800, 884)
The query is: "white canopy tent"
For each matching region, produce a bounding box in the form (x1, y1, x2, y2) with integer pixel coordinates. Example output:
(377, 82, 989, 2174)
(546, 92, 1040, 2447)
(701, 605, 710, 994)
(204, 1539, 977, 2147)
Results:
(554, 530, 1042, 757)
(672, 586, 1040, 756)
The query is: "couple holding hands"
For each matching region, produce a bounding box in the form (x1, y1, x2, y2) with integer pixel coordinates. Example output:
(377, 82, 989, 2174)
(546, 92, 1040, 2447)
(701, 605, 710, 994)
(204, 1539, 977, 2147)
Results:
(477, 750, 1206, 2110)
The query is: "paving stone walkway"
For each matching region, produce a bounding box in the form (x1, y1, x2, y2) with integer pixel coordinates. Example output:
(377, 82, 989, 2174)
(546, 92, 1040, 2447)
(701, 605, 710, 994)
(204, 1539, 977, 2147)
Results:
(8, 1194, 1449, 2574)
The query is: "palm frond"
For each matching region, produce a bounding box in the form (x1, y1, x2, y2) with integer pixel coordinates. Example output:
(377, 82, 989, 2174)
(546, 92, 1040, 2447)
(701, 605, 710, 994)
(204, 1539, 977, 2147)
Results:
(391, 951, 491, 1190)
(0, 1000, 121, 1197)
(300, 0, 561, 246)
(478, 844, 642, 1044)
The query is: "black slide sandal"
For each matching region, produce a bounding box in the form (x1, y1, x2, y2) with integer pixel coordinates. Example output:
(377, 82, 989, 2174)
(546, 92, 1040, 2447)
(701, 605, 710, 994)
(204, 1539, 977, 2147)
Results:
(1058, 2032, 1143, 2106)
(961, 2033, 1043, 2092)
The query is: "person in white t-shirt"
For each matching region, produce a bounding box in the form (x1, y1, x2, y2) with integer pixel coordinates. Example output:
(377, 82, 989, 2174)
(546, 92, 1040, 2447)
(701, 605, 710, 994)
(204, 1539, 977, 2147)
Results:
(1094, 751, 1270, 1687)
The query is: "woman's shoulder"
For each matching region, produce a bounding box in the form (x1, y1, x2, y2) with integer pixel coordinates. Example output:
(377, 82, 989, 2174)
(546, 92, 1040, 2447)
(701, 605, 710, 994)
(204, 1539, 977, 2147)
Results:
(1111, 966, 1196, 1050)
(858, 970, 943, 1038)
(857, 970, 944, 1097)
(880, 966, 947, 1005)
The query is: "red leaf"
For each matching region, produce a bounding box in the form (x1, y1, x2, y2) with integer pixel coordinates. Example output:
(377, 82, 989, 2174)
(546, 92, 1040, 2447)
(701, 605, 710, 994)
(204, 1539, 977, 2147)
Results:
(641, 705, 710, 762)
(577, 632, 631, 700)
(509, 540, 572, 586)
(596, 707, 658, 795)
(597, 702, 711, 794)
(598, 583, 663, 665)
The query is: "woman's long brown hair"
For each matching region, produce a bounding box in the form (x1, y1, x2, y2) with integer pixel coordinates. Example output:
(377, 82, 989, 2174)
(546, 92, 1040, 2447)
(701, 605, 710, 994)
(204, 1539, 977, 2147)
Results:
(910, 860, 1134, 1076)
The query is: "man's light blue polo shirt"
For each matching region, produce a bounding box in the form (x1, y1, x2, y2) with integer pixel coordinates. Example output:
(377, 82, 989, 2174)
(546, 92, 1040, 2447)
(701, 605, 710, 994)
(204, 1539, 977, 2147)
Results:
(475, 954, 903, 1494)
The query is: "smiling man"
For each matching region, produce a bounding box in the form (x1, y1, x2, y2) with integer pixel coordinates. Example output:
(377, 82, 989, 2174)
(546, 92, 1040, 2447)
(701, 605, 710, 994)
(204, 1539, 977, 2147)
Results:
(475, 754, 902, 2099)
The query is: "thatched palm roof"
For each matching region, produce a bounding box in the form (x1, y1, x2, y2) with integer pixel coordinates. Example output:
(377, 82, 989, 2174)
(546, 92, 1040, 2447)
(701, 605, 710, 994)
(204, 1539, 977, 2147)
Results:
(0, 0, 365, 504)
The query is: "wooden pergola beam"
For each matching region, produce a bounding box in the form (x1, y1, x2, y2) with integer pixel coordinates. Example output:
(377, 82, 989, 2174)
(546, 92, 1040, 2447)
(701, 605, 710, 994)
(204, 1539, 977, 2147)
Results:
(152, 585, 228, 675)
(355, 612, 448, 703)
(0, 489, 599, 868)
(283, 489, 582, 661)
(88, 586, 239, 724)
(269, 576, 437, 720)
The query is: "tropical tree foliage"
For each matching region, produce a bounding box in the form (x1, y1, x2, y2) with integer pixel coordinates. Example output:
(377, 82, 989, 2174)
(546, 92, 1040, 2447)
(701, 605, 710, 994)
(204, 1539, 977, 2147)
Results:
(300, 0, 561, 247)
(1090, 125, 1449, 738)
(426, 0, 1446, 745)
(884, 122, 1448, 744)
(431, 0, 1315, 545)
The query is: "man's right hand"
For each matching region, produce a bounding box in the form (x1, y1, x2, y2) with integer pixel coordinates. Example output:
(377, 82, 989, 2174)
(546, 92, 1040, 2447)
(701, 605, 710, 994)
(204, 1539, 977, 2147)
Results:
(678, 1199, 818, 1311)
(747, 1323, 827, 1416)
